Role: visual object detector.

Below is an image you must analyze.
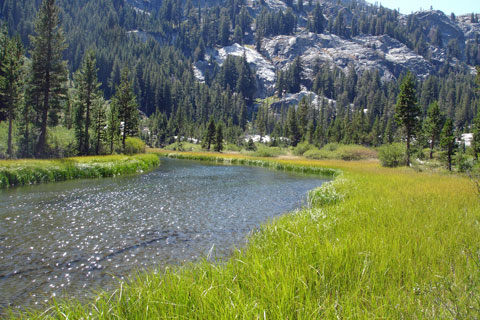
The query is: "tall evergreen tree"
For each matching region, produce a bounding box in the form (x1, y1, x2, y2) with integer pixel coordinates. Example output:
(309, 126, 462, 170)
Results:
(74, 51, 101, 155)
(29, 0, 67, 157)
(214, 122, 224, 152)
(0, 35, 23, 158)
(472, 110, 480, 160)
(308, 3, 325, 34)
(112, 68, 139, 151)
(107, 99, 120, 154)
(286, 106, 301, 146)
(91, 96, 107, 155)
(204, 117, 216, 150)
(440, 118, 456, 171)
(423, 101, 444, 159)
(395, 72, 420, 166)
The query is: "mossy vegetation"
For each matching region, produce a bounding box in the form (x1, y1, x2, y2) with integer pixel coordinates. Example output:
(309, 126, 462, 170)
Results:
(8, 150, 479, 319)
(0, 154, 160, 188)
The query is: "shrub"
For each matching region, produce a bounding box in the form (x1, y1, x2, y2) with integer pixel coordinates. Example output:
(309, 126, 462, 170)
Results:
(303, 148, 330, 160)
(47, 126, 77, 158)
(378, 143, 405, 167)
(456, 152, 474, 173)
(246, 144, 285, 157)
(337, 145, 378, 161)
(322, 143, 341, 152)
(292, 142, 315, 156)
(124, 137, 146, 154)
(224, 143, 242, 152)
(245, 139, 257, 151)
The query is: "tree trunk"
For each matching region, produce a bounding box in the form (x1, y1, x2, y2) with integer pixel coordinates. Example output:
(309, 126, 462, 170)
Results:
(84, 95, 91, 155)
(36, 101, 49, 158)
(447, 151, 452, 171)
(122, 128, 126, 151)
(7, 108, 13, 158)
(429, 136, 434, 159)
(406, 134, 411, 166)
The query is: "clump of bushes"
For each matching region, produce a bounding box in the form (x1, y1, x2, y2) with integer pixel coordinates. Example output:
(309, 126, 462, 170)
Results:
(245, 144, 285, 157)
(47, 126, 77, 158)
(303, 144, 378, 161)
(124, 137, 146, 154)
(292, 142, 315, 156)
(378, 143, 405, 167)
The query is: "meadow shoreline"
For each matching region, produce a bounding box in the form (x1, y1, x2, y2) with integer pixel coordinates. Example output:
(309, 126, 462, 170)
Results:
(0, 154, 160, 189)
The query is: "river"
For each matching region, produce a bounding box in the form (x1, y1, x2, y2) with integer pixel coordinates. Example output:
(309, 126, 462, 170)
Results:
(0, 158, 327, 312)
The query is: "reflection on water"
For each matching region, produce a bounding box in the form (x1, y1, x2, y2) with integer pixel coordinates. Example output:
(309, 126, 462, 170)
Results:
(0, 158, 326, 311)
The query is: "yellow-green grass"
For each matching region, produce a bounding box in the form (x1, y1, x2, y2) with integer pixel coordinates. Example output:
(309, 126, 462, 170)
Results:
(8, 150, 480, 319)
(0, 154, 160, 188)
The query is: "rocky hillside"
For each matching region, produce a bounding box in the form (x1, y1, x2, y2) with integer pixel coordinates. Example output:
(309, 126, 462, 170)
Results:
(126, 0, 479, 99)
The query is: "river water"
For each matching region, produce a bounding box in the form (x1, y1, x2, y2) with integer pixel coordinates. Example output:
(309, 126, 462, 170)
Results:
(0, 158, 327, 311)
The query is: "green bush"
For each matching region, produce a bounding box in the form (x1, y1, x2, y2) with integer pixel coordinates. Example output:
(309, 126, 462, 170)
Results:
(456, 152, 474, 173)
(292, 142, 315, 156)
(164, 142, 201, 152)
(246, 144, 285, 157)
(322, 143, 341, 152)
(378, 143, 405, 167)
(303, 148, 330, 160)
(47, 126, 77, 158)
(224, 143, 242, 152)
(245, 139, 257, 151)
(337, 145, 378, 161)
(124, 137, 146, 154)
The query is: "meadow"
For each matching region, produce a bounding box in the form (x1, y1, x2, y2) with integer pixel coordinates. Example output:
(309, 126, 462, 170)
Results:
(8, 150, 480, 319)
(0, 154, 160, 188)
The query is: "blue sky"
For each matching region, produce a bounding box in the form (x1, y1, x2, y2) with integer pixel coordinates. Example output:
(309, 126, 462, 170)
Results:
(365, 0, 479, 15)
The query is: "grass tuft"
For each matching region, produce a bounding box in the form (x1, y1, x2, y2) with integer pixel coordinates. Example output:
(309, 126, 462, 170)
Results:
(0, 154, 160, 188)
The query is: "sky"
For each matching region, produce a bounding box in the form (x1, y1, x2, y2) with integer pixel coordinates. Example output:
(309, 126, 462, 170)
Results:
(365, 0, 479, 16)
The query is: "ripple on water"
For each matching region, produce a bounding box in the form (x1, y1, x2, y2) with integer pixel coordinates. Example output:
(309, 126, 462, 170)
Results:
(0, 158, 327, 312)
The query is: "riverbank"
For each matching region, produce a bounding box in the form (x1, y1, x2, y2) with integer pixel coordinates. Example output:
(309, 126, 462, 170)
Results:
(0, 154, 160, 188)
(8, 151, 480, 319)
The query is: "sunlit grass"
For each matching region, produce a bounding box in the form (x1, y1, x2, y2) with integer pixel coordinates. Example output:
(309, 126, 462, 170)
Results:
(7, 150, 480, 319)
(0, 154, 160, 188)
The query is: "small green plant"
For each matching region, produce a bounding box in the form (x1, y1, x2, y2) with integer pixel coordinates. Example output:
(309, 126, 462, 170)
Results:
(245, 138, 257, 151)
(124, 137, 146, 154)
(456, 152, 474, 173)
(378, 143, 405, 167)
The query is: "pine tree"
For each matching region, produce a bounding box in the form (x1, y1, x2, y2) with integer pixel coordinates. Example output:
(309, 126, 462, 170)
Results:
(214, 122, 224, 152)
(74, 51, 101, 155)
(112, 68, 139, 151)
(440, 118, 456, 171)
(395, 72, 420, 166)
(473, 110, 480, 160)
(0, 35, 23, 158)
(286, 106, 300, 146)
(107, 98, 120, 154)
(91, 96, 107, 155)
(424, 101, 444, 159)
(29, 0, 67, 157)
(204, 117, 216, 150)
(308, 3, 325, 34)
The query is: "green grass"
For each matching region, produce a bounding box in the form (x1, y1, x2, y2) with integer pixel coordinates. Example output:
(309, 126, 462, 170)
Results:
(0, 154, 160, 188)
(7, 150, 480, 319)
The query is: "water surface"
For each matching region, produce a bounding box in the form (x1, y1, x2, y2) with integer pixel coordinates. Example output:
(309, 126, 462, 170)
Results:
(0, 158, 327, 311)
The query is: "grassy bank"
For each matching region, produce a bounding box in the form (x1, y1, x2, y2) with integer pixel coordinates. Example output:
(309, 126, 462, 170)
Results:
(9, 151, 480, 319)
(0, 154, 160, 188)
